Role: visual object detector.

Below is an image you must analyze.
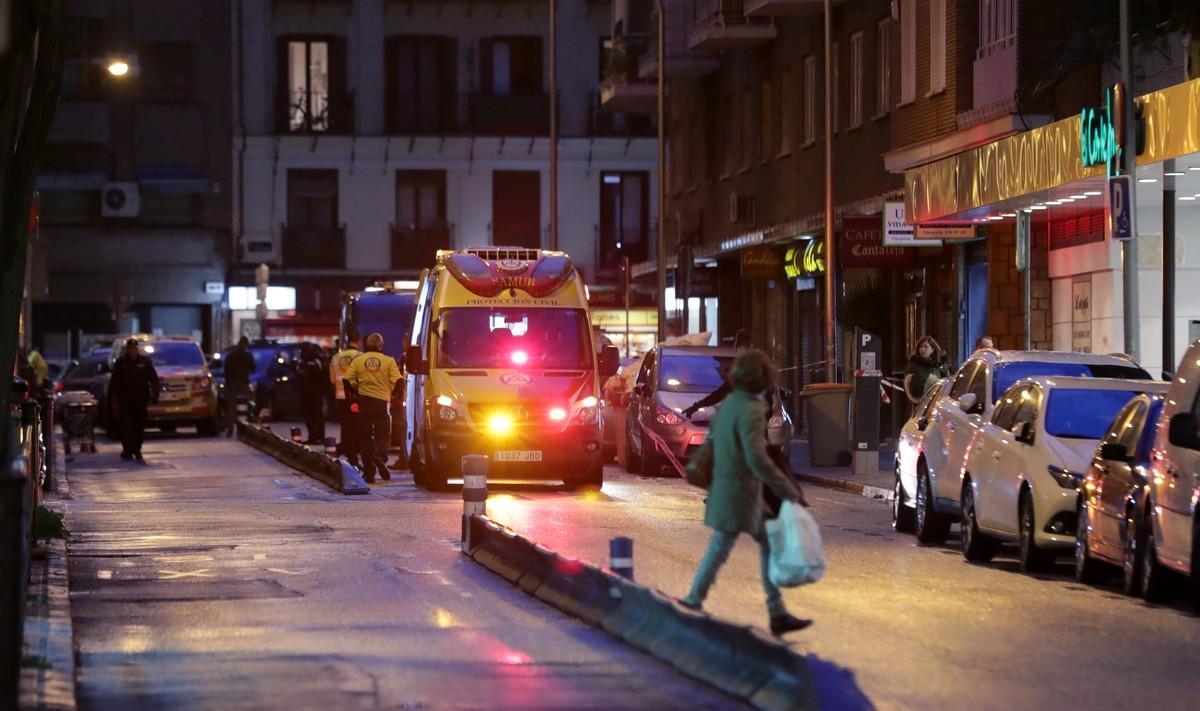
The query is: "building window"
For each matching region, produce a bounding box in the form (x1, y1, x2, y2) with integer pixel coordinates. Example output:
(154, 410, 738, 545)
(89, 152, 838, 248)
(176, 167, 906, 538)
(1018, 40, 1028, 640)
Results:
(280, 37, 347, 133)
(480, 36, 542, 95)
(395, 171, 446, 230)
(929, 0, 947, 94)
(900, 0, 916, 104)
(760, 77, 775, 160)
(740, 86, 753, 170)
(287, 169, 338, 229)
(978, 0, 1017, 58)
(492, 171, 541, 248)
(831, 42, 839, 133)
(599, 172, 649, 270)
(876, 18, 892, 116)
(849, 32, 863, 128)
(803, 56, 816, 145)
(386, 36, 456, 134)
(779, 68, 793, 154)
(139, 43, 192, 102)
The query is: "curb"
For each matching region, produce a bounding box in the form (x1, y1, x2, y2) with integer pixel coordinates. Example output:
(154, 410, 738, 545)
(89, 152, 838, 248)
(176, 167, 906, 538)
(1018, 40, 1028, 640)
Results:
(464, 514, 817, 711)
(793, 472, 894, 504)
(236, 423, 370, 495)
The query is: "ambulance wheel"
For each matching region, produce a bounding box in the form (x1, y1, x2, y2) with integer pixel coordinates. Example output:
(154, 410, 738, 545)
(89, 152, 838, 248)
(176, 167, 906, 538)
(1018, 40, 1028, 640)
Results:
(566, 463, 604, 492)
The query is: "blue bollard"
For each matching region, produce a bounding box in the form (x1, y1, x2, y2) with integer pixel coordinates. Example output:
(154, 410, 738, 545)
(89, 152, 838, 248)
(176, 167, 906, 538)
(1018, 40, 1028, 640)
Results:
(610, 536, 634, 580)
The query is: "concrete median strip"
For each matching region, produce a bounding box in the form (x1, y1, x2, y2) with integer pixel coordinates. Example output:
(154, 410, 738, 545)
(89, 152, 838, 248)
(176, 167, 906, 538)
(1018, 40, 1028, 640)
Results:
(463, 514, 817, 711)
(236, 423, 369, 495)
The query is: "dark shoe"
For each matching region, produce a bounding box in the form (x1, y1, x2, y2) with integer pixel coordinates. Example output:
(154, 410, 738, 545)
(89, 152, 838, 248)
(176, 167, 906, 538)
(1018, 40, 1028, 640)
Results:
(133, 453, 146, 463)
(378, 460, 391, 481)
(678, 598, 702, 611)
(769, 614, 813, 637)
(120, 451, 133, 461)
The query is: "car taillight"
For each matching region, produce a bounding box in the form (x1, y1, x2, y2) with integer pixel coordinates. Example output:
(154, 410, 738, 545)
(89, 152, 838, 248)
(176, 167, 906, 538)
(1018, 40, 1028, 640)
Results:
(656, 405, 683, 426)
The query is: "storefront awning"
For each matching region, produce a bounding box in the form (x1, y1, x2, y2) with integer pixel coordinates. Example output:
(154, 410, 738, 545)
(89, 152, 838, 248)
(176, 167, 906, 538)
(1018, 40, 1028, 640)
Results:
(906, 78, 1200, 223)
(35, 171, 106, 191)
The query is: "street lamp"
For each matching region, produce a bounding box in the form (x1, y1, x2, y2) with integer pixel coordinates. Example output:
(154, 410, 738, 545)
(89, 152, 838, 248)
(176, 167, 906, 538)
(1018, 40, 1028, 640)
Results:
(106, 59, 130, 77)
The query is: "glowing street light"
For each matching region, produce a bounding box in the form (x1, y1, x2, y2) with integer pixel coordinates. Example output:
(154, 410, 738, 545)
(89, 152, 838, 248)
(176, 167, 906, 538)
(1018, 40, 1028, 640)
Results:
(106, 60, 130, 77)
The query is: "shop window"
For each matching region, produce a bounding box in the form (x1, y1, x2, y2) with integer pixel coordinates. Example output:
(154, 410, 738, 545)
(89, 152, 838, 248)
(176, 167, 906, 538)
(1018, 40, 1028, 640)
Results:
(139, 193, 198, 226)
(849, 32, 863, 128)
(139, 43, 192, 103)
(386, 36, 456, 134)
(929, 0, 947, 94)
(900, 0, 916, 104)
(599, 171, 648, 271)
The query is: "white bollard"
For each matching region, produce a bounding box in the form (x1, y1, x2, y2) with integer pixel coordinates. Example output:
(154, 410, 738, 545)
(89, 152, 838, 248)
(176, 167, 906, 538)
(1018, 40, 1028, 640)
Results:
(461, 455, 489, 551)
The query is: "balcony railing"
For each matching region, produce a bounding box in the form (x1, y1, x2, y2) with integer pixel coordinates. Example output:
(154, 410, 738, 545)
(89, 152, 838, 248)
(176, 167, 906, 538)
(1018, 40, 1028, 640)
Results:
(690, 0, 777, 50)
(275, 90, 355, 134)
(281, 225, 346, 269)
(391, 224, 453, 271)
(590, 92, 655, 137)
(386, 91, 458, 135)
(467, 93, 550, 135)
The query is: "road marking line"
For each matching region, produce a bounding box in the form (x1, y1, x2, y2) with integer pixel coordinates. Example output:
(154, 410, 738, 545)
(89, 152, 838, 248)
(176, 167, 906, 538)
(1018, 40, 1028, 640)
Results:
(158, 569, 214, 580)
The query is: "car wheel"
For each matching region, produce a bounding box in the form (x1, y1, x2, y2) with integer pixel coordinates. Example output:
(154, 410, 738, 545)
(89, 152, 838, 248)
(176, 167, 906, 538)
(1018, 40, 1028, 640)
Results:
(624, 423, 642, 473)
(892, 469, 915, 533)
(1140, 517, 1174, 603)
(565, 462, 604, 492)
(915, 462, 950, 545)
(960, 479, 999, 563)
(1018, 490, 1055, 573)
(1122, 509, 1144, 597)
(1074, 505, 1107, 584)
(422, 440, 449, 491)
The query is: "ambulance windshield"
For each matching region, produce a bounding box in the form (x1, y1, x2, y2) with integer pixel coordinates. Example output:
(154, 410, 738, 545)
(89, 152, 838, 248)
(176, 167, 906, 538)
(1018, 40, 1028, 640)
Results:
(438, 308, 591, 370)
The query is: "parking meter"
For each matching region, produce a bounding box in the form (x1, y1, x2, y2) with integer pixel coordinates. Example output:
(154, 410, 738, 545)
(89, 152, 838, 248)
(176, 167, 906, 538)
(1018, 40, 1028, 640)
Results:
(852, 328, 882, 476)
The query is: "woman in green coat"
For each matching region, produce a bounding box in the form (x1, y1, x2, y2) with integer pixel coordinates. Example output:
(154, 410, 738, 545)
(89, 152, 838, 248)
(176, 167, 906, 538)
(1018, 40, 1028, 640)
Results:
(680, 349, 811, 636)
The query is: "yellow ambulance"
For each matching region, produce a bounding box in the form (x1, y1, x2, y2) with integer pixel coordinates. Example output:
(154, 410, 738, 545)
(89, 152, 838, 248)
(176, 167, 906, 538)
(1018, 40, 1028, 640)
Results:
(404, 247, 620, 490)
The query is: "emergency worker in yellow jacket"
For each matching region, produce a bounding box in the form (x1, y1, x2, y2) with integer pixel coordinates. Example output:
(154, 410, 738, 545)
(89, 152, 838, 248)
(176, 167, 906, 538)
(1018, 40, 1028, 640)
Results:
(343, 333, 401, 482)
(330, 335, 362, 468)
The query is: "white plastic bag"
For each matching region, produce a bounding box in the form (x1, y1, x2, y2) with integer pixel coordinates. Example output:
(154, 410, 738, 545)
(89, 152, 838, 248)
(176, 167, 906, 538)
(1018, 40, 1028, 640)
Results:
(765, 500, 826, 587)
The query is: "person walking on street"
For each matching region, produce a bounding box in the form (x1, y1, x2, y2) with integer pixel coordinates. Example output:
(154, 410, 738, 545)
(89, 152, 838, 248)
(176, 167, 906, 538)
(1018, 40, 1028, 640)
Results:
(297, 343, 327, 443)
(223, 337, 256, 435)
(680, 349, 812, 637)
(343, 333, 401, 482)
(108, 339, 159, 462)
(26, 347, 49, 396)
(330, 334, 362, 468)
(903, 336, 949, 405)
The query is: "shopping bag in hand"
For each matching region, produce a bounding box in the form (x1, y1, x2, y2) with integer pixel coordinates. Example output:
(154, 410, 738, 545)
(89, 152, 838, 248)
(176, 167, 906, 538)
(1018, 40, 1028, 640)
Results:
(765, 500, 826, 587)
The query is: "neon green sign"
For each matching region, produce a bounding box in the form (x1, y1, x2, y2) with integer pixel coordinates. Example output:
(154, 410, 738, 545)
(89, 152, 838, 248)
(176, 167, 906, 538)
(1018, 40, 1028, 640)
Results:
(1080, 86, 1119, 174)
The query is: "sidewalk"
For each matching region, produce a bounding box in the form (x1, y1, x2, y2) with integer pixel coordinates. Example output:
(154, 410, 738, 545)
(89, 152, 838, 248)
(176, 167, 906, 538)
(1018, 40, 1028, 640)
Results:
(787, 439, 895, 503)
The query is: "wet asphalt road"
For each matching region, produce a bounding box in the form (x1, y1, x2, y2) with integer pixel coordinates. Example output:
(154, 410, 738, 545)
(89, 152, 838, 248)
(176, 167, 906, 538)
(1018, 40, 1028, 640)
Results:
(62, 432, 1200, 710)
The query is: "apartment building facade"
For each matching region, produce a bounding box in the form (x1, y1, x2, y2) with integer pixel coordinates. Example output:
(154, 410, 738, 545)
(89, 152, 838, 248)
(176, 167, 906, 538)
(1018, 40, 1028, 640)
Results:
(234, 0, 659, 347)
(32, 0, 232, 356)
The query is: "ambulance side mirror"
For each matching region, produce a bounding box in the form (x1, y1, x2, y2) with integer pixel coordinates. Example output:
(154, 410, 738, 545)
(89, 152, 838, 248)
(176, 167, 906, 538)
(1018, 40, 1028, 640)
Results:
(600, 345, 620, 378)
(406, 345, 428, 375)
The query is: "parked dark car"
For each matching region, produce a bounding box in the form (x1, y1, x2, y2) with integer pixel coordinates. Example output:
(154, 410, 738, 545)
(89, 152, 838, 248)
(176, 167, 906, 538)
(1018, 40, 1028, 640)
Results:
(212, 341, 308, 420)
(53, 354, 112, 420)
(1076, 392, 1165, 589)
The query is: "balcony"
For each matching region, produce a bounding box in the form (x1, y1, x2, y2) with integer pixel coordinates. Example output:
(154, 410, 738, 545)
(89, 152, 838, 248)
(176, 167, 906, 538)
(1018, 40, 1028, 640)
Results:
(689, 0, 777, 51)
(467, 93, 549, 135)
(275, 90, 355, 134)
(590, 93, 655, 137)
(743, 0, 823, 16)
(638, 5, 719, 81)
(601, 42, 658, 115)
(391, 224, 453, 272)
(281, 225, 346, 269)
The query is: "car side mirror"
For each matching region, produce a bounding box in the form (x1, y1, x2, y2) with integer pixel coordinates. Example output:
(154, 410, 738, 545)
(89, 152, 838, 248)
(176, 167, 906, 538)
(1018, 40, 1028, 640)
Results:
(1099, 442, 1130, 462)
(916, 416, 929, 432)
(1168, 413, 1200, 450)
(1013, 421, 1035, 445)
(405, 345, 428, 376)
(600, 345, 620, 378)
(958, 393, 979, 414)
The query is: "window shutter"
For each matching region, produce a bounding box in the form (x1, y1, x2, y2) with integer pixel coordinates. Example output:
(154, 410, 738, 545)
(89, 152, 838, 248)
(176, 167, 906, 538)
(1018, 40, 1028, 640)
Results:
(328, 36, 349, 132)
(384, 36, 397, 133)
(479, 37, 494, 94)
(440, 37, 458, 131)
(276, 37, 289, 132)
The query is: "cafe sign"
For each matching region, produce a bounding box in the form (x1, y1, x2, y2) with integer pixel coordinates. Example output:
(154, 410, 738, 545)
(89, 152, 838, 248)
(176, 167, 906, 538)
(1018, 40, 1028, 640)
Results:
(741, 246, 784, 279)
(840, 216, 917, 269)
(785, 240, 824, 278)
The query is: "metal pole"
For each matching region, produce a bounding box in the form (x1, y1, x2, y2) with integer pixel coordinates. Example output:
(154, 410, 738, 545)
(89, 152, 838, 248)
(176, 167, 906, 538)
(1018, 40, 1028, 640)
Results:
(623, 256, 631, 358)
(822, 0, 836, 381)
(1163, 158, 1176, 375)
(655, 1, 667, 343)
(549, 0, 558, 251)
(1119, 0, 1140, 358)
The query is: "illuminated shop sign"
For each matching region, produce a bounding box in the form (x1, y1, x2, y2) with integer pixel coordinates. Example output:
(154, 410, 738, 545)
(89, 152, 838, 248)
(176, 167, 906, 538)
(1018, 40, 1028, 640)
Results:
(785, 240, 824, 278)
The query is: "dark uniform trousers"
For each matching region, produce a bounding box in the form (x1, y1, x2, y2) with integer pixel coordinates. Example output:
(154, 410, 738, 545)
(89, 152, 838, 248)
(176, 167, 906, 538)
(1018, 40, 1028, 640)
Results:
(302, 386, 326, 442)
(337, 399, 360, 465)
(120, 399, 149, 456)
(358, 397, 390, 476)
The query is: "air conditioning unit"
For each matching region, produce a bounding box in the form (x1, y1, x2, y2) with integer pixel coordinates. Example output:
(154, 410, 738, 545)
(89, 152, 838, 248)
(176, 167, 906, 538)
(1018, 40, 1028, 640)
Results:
(729, 193, 755, 225)
(101, 182, 140, 218)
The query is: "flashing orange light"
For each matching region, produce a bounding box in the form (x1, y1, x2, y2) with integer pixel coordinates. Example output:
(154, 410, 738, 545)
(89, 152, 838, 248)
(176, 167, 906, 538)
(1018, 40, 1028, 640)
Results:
(488, 414, 513, 435)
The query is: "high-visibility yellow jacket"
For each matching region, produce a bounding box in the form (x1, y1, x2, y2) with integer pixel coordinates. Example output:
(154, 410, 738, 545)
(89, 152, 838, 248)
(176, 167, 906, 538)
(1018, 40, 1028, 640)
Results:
(344, 350, 401, 403)
(329, 348, 361, 399)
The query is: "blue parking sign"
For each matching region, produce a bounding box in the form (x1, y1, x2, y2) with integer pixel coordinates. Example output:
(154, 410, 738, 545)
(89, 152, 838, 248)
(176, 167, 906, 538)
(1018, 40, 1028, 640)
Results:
(1109, 175, 1133, 241)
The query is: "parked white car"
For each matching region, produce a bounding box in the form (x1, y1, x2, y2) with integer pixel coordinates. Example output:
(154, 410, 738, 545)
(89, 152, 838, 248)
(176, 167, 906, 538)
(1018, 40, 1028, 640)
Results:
(1140, 339, 1200, 609)
(914, 349, 1151, 545)
(893, 378, 949, 533)
(958, 376, 1167, 572)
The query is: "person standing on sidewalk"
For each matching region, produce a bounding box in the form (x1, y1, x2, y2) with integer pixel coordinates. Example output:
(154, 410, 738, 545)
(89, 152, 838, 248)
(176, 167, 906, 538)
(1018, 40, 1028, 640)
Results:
(680, 349, 811, 637)
(108, 339, 159, 462)
(330, 334, 362, 468)
(902, 336, 949, 406)
(297, 343, 327, 443)
(223, 337, 256, 435)
(343, 333, 401, 483)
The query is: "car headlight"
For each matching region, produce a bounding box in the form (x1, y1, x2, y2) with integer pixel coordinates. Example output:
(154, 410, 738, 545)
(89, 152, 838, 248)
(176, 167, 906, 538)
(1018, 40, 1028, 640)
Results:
(656, 405, 682, 426)
(435, 395, 458, 421)
(1048, 464, 1084, 489)
(573, 406, 598, 425)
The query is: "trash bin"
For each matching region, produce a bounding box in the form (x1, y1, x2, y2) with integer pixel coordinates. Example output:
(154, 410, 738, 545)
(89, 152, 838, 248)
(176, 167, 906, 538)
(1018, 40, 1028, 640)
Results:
(59, 391, 97, 455)
(800, 383, 853, 467)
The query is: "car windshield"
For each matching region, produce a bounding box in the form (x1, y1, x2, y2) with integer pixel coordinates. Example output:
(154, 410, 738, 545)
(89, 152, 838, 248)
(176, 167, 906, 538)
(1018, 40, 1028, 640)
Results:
(65, 358, 105, 379)
(249, 347, 288, 371)
(992, 361, 1150, 402)
(351, 293, 416, 360)
(142, 342, 205, 367)
(1044, 389, 1141, 439)
(658, 354, 733, 393)
(437, 308, 591, 370)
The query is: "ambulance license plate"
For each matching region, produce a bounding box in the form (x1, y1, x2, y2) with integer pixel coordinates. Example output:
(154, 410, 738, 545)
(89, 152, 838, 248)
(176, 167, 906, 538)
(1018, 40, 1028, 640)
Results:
(494, 450, 542, 463)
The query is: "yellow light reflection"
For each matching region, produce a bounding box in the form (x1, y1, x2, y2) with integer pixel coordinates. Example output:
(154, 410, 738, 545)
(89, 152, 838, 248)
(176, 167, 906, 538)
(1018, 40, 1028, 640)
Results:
(433, 608, 457, 629)
(488, 414, 512, 435)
